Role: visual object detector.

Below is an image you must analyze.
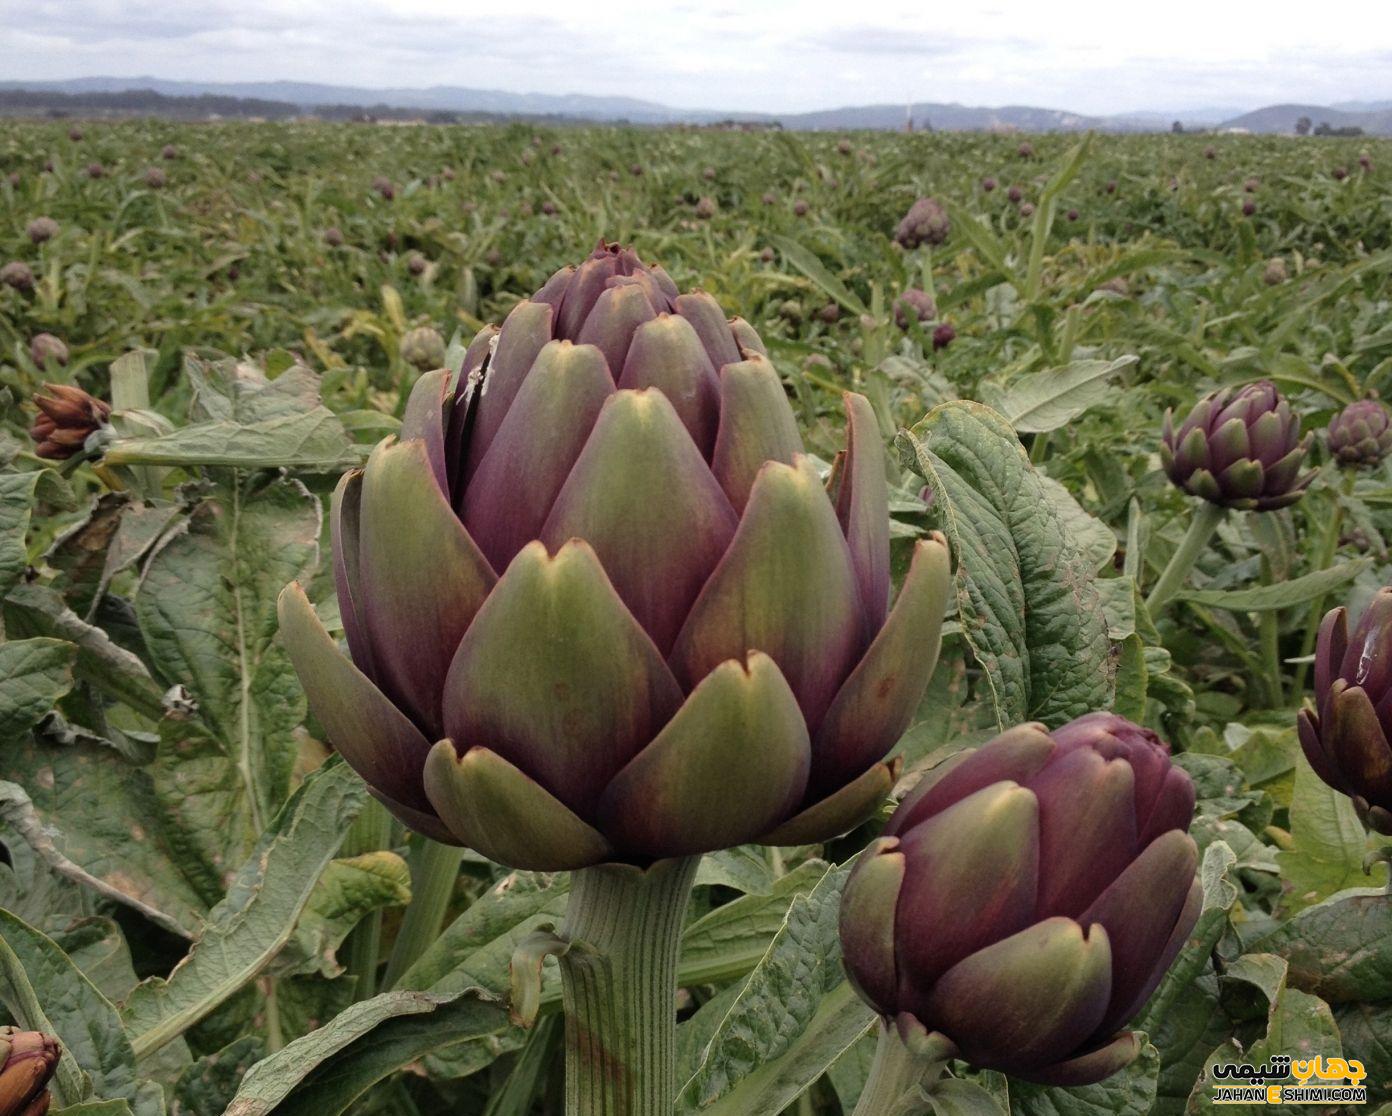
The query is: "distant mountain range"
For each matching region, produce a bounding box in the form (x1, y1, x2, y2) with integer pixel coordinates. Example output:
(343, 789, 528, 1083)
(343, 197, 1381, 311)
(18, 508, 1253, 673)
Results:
(2, 77, 1389, 136)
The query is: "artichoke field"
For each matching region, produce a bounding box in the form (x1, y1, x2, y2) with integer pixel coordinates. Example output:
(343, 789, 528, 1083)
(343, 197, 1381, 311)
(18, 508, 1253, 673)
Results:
(2, 121, 1392, 1116)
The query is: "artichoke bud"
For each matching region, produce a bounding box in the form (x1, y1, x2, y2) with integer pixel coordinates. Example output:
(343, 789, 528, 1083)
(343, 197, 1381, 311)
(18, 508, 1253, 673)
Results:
(839, 714, 1200, 1086)
(1160, 380, 1313, 510)
(0, 1028, 60, 1116)
(894, 197, 950, 249)
(1301, 589, 1392, 835)
(1327, 400, 1392, 469)
(279, 240, 953, 870)
(28, 382, 112, 460)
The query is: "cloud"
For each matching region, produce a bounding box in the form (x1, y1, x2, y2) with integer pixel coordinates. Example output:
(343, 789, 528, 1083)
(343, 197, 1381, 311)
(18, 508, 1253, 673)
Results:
(1, 0, 1389, 116)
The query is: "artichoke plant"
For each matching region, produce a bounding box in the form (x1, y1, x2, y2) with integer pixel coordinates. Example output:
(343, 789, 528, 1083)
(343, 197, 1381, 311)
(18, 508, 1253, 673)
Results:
(1300, 589, 1392, 834)
(280, 241, 951, 871)
(1160, 380, 1312, 510)
(840, 713, 1200, 1086)
(0, 1028, 60, 1116)
(1327, 399, 1392, 469)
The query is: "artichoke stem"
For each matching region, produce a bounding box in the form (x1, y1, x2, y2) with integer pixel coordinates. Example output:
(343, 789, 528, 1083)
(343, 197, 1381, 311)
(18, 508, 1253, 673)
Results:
(382, 836, 464, 991)
(558, 855, 701, 1116)
(1292, 473, 1354, 695)
(343, 797, 393, 999)
(1145, 501, 1227, 614)
(851, 1019, 952, 1116)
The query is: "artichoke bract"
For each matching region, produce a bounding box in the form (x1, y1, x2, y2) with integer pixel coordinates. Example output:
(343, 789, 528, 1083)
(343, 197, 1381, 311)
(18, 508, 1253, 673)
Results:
(1327, 399, 1392, 469)
(840, 713, 1200, 1086)
(0, 1028, 60, 1116)
(1300, 589, 1392, 834)
(280, 242, 951, 870)
(1160, 381, 1312, 510)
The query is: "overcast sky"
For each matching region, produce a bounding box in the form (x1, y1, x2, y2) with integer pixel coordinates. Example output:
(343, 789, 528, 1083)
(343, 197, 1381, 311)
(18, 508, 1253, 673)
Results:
(4, 0, 1391, 115)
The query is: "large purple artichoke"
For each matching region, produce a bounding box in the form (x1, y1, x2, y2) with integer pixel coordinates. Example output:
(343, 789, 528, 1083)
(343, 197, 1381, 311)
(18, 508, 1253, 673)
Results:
(840, 713, 1200, 1085)
(1160, 381, 1313, 510)
(0, 1028, 60, 1116)
(1300, 589, 1392, 834)
(280, 242, 951, 870)
(1327, 400, 1392, 469)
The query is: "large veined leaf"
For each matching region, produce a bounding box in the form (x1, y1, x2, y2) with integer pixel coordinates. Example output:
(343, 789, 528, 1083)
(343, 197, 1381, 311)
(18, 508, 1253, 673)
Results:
(0, 910, 144, 1110)
(1256, 887, 1392, 1004)
(0, 636, 75, 737)
(121, 757, 366, 1059)
(0, 741, 210, 938)
(995, 355, 1137, 434)
(897, 401, 1113, 728)
(135, 473, 320, 848)
(222, 986, 506, 1116)
(1173, 558, 1370, 612)
(103, 363, 355, 470)
(0, 466, 75, 598)
(1277, 753, 1370, 912)
(677, 863, 873, 1115)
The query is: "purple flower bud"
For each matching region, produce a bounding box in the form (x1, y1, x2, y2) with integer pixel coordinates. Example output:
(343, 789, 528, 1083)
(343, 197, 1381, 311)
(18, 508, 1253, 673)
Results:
(1303, 589, 1392, 834)
(1160, 380, 1314, 510)
(26, 217, 58, 244)
(894, 288, 936, 330)
(840, 715, 1199, 1085)
(894, 197, 950, 248)
(1327, 400, 1392, 469)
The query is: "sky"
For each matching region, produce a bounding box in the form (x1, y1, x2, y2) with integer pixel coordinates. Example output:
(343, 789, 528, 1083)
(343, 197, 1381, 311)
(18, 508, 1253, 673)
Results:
(3, 0, 1392, 116)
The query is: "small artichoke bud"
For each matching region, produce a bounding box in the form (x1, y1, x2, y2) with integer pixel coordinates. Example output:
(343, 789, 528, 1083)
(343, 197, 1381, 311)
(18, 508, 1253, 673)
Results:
(894, 288, 936, 330)
(818, 302, 840, 324)
(1066, 208, 1079, 221)
(1242, 199, 1256, 216)
(541, 200, 557, 216)
(694, 196, 717, 219)
(1243, 176, 1259, 192)
(68, 126, 83, 141)
(26, 217, 58, 244)
(1160, 380, 1313, 510)
(29, 382, 111, 459)
(1006, 184, 1023, 203)
(30, 333, 69, 368)
(761, 191, 776, 206)
(1104, 180, 1117, 194)
(792, 199, 810, 217)
(162, 144, 179, 160)
(1017, 141, 1035, 158)
(629, 163, 644, 176)
(144, 166, 166, 189)
(1019, 202, 1036, 217)
(399, 326, 447, 371)
(932, 322, 956, 350)
(1303, 589, 1392, 834)
(0, 1027, 61, 1116)
(894, 197, 950, 248)
(1327, 400, 1392, 468)
(840, 715, 1198, 1085)
(1262, 257, 1287, 285)
(701, 166, 716, 181)
(1, 261, 35, 293)
(1204, 145, 1217, 159)
(372, 175, 395, 199)
(85, 162, 104, 179)
(407, 253, 427, 276)
(836, 139, 852, 155)
(981, 176, 997, 192)
(759, 246, 775, 263)
(1333, 166, 1348, 181)
(324, 226, 344, 247)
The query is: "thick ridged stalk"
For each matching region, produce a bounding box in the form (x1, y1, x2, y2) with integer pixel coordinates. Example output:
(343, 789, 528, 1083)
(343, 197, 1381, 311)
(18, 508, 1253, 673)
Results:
(558, 856, 700, 1116)
(851, 1020, 952, 1116)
